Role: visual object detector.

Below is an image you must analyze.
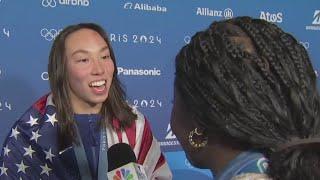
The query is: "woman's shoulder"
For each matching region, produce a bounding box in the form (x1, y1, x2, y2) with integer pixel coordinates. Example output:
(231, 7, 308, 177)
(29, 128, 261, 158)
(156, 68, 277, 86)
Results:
(19, 94, 56, 128)
(7, 94, 58, 143)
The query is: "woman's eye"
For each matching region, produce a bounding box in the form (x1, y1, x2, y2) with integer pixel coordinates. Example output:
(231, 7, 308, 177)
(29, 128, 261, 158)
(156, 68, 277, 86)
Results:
(77, 58, 89, 63)
(102, 55, 110, 60)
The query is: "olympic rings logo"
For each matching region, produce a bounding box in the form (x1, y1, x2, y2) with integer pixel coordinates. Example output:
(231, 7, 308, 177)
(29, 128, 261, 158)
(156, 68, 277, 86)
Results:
(40, 28, 61, 41)
(42, 0, 57, 8)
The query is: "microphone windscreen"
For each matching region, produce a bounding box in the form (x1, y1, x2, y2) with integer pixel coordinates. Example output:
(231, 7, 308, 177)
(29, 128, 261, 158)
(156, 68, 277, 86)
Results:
(107, 143, 137, 171)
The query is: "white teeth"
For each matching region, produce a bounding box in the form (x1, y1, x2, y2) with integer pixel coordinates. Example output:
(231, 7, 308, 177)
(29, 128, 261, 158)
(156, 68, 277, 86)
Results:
(90, 80, 106, 87)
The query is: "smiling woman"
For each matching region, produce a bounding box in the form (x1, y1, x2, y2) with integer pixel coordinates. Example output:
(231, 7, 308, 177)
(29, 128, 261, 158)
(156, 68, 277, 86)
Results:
(64, 28, 114, 114)
(0, 23, 172, 180)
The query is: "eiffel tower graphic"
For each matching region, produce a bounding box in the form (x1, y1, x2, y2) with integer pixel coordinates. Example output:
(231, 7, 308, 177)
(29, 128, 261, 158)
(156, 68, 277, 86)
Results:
(312, 10, 320, 25)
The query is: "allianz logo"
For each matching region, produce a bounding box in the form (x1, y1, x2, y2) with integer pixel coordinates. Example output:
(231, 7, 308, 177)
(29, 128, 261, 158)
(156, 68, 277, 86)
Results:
(117, 67, 161, 76)
(41, 0, 89, 8)
(196, 7, 233, 19)
(260, 11, 283, 23)
(123, 2, 167, 13)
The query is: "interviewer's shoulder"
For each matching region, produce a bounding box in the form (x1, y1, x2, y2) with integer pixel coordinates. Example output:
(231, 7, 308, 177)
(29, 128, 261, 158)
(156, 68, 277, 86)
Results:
(232, 173, 272, 180)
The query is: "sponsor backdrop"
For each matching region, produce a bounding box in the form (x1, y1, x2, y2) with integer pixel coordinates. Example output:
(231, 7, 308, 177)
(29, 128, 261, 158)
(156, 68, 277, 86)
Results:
(0, 0, 319, 179)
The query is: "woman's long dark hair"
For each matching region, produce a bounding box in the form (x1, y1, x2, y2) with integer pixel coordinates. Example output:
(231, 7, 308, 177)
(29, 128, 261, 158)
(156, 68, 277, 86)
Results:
(48, 23, 137, 150)
(175, 16, 320, 179)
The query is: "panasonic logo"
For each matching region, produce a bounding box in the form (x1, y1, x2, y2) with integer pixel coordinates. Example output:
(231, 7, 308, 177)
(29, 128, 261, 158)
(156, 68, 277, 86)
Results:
(117, 67, 161, 76)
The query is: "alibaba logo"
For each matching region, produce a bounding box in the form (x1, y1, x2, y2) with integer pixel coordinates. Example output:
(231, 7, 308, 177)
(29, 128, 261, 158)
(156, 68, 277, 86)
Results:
(42, 0, 57, 8)
(123, 2, 133, 9)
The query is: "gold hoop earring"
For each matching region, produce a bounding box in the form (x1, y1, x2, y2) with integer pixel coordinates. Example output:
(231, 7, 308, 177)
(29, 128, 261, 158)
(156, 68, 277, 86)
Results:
(188, 128, 208, 148)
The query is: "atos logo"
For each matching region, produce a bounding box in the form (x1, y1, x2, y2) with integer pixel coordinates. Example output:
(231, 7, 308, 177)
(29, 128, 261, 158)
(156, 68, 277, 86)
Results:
(41, 0, 89, 8)
(40, 28, 62, 41)
(306, 10, 320, 31)
(260, 11, 283, 23)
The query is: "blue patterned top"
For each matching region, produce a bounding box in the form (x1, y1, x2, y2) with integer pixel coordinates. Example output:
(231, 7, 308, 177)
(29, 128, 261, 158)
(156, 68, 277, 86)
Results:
(217, 150, 269, 180)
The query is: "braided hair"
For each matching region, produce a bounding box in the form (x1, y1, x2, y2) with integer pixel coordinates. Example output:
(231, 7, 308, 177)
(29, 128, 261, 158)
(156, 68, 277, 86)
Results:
(175, 16, 320, 179)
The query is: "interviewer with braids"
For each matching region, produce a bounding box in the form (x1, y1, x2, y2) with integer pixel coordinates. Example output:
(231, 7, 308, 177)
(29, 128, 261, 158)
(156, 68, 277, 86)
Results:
(170, 16, 320, 180)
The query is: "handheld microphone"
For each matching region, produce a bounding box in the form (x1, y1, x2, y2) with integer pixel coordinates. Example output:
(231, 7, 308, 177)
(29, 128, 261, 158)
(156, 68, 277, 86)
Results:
(107, 143, 148, 180)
